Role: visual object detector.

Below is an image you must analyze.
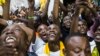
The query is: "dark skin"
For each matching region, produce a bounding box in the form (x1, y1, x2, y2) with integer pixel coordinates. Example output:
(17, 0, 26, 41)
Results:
(65, 36, 91, 56)
(37, 24, 48, 42)
(47, 24, 61, 52)
(70, 3, 96, 34)
(77, 20, 87, 35)
(0, 23, 33, 56)
(62, 16, 72, 28)
(33, 0, 50, 24)
(75, 0, 92, 6)
(94, 25, 100, 54)
(0, 19, 8, 26)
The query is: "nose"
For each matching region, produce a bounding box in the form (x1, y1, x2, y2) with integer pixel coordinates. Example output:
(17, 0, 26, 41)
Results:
(80, 25, 83, 28)
(49, 29, 55, 33)
(41, 30, 46, 33)
(80, 52, 85, 56)
(6, 29, 14, 35)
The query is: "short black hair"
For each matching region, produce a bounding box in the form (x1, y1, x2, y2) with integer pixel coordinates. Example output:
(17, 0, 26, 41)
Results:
(78, 19, 87, 26)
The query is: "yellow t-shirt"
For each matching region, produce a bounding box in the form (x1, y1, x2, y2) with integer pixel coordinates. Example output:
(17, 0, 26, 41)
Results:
(92, 47, 99, 56)
(0, 0, 5, 5)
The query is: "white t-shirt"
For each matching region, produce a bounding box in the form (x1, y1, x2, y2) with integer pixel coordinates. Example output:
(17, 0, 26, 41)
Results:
(89, 40, 96, 53)
(28, 37, 45, 52)
(34, 37, 46, 51)
(50, 51, 60, 56)
(38, 51, 60, 56)
(34, 0, 40, 10)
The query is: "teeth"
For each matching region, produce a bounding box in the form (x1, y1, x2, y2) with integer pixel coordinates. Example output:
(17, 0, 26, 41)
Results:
(96, 36, 100, 38)
(50, 34, 55, 36)
(49, 34, 56, 38)
(6, 39, 15, 42)
(6, 36, 16, 41)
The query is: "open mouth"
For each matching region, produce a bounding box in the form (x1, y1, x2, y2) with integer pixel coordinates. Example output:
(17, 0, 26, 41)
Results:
(80, 29, 86, 33)
(42, 34, 47, 37)
(95, 35, 100, 40)
(66, 22, 70, 26)
(42, 33, 46, 36)
(41, 33, 47, 39)
(49, 32, 56, 39)
(5, 36, 17, 47)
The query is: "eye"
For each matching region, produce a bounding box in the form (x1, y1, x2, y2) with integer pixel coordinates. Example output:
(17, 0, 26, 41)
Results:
(38, 28, 42, 32)
(74, 48, 81, 53)
(48, 27, 51, 30)
(1, 30, 6, 34)
(15, 28, 21, 32)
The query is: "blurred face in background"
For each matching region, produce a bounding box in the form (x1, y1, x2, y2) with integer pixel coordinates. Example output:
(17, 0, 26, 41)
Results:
(94, 26, 100, 42)
(63, 16, 72, 28)
(37, 24, 48, 42)
(77, 20, 87, 34)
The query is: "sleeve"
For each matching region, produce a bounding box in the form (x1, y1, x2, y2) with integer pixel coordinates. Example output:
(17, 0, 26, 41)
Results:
(39, 0, 47, 12)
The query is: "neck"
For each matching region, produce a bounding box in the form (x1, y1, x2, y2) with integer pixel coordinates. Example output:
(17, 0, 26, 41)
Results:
(48, 41, 60, 52)
(17, 51, 27, 56)
(63, 26, 70, 31)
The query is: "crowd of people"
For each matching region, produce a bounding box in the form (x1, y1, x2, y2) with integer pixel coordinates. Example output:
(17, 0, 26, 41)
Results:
(0, 0, 100, 56)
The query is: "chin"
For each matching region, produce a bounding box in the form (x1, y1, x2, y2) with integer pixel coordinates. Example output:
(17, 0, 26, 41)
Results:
(95, 39, 100, 42)
(49, 39, 55, 42)
(5, 42, 17, 48)
(80, 31, 86, 34)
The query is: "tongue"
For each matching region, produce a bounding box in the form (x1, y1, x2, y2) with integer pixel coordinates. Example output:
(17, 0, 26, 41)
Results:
(49, 34, 55, 38)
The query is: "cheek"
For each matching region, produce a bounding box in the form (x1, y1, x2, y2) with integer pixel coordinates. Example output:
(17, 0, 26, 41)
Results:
(15, 32, 25, 39)
(15, 31, 25, 36)
(77, 27, 80, 30)
(15, 33, 24, 37)
(47, 31, 49, 35)
(0, 34, 6, 41)
(83, 26, 87, 29)
(63, 21, 66, 24)
(55, 31, 58, 34)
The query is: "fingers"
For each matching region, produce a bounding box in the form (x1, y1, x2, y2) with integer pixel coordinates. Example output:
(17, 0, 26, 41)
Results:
(0, 46, 18, 55)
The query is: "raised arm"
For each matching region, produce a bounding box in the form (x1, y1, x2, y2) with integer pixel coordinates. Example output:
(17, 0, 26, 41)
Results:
(18, 23, 34, 42)
(0, 19, 7, 26)
(59, 1, 68, 13)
